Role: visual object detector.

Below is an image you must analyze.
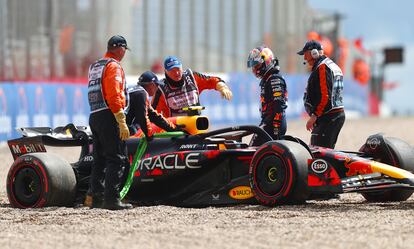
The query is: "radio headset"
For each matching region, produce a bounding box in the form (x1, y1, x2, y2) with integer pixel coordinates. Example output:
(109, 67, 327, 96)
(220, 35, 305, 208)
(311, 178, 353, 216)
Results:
(311, 48, 320, 59)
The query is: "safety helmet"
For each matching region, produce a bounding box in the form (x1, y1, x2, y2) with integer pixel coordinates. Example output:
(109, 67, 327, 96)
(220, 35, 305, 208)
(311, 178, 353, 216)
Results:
(247, 46, 279, 78)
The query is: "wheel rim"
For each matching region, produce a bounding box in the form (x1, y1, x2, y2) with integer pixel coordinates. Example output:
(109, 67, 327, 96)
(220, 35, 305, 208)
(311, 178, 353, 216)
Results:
(255, 155, 287, 196)
(13, 167, 42, 207)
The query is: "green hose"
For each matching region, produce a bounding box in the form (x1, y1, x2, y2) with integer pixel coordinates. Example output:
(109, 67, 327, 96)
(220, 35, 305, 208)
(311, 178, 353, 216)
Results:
(120, 131, 185, 199)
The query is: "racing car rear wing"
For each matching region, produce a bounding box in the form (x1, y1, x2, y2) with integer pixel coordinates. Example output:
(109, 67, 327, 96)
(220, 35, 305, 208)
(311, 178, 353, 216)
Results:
(7, 124, 92, 160)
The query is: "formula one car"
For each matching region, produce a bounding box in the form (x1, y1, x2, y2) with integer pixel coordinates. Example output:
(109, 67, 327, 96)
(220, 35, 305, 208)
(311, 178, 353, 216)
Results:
(5, 111, 414, 208)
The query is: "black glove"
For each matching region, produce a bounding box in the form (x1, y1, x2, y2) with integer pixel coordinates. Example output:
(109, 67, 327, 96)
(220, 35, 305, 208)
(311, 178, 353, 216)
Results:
(128, 125, 138, 136)
(146, 134, 154, 142)
(173, 124, 186, 132)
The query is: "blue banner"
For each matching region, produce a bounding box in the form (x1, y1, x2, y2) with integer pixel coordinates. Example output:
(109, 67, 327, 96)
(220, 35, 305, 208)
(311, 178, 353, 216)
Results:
(0, 74, 368, 141)
(0, 83, 89, 141)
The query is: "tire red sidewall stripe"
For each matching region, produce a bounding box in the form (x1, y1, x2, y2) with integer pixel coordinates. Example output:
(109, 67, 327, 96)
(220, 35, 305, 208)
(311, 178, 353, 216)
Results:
(252, 150, 294, 199)
(7, 157, 48, 208)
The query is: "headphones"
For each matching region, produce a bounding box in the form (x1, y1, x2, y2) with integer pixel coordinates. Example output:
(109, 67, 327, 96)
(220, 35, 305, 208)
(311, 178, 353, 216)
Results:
(311, 49, 320, 59)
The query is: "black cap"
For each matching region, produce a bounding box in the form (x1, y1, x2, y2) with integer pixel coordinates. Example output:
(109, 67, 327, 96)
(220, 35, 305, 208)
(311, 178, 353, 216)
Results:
(297, 40, 323, 55)
(107, 35, 130, 50)
(138, 71, 160, 86)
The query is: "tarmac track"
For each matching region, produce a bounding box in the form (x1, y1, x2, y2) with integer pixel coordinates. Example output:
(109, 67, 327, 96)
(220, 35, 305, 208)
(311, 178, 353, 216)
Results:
(1, 117, 414, 249)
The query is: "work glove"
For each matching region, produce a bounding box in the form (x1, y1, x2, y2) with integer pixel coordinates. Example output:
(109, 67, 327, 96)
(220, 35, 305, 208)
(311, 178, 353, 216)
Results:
(216, 82, 233, 100)
(146, 135, 154, 142)
(128, 124, 138, 136)
(114, 110, 130, 141)
(173, 124, 186, 132)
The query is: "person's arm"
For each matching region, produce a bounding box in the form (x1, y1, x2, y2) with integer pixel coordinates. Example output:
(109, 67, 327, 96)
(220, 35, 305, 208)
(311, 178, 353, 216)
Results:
(306, 114, 318, 131)
(132, 90, 154, 139)
(151, 88, 171, 117)
(148, 106, 177, 132)
(125, 89, 137, 133)
(102, 61, 125, 113)
(314, 64, 330, 116)
(305, 67, 330, 131)
(193, 71, 232, 100)
(102, 61, 129, 140)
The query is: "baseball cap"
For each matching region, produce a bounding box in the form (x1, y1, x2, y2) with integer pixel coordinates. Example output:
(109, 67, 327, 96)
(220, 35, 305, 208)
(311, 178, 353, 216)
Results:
(164, 56, 182, 71)
(137, 71, 161, 86)
(297, 40, 323, 55)
(107, 35, 130, 50)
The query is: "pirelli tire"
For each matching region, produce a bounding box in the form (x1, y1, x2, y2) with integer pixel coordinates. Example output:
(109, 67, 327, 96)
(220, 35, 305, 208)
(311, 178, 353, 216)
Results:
(360, 137, 414, 202)
(249, 140, 311, 206)
(7, 153, 77, 208)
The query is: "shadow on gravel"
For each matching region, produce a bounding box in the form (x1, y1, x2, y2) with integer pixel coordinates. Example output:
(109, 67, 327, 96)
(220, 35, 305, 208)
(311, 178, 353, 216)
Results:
(225, 199, 414, 212)
(1, 198, 413, 211)
(0, 202, 12, 208)
(301, 201, 414, 212)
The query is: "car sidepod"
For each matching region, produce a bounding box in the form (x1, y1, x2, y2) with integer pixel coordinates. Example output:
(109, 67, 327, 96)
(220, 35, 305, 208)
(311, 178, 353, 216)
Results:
(126, 137, 258, 206)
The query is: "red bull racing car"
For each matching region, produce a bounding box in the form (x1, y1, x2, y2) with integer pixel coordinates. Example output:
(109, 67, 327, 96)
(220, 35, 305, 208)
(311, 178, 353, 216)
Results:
(5, 113, 414, 208)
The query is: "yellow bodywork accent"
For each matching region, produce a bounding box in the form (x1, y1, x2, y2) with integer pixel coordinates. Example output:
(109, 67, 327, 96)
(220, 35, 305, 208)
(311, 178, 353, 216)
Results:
(175, 115, 209, 135)
(370, 161, 414, 179)
(182, 106, 204, 111)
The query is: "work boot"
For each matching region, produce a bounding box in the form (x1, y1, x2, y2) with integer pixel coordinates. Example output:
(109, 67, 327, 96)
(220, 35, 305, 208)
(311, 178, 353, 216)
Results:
(102, 199, 133, 210)
(84, 194, 93, 208)
(91, 194, 104, 209)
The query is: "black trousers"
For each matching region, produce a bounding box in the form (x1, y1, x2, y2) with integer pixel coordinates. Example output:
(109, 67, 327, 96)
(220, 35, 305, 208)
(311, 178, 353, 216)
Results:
(263, 114, 287, 140)
(251, 113, 287, 146)
(89, 109, 129, 201)
(311, 111, 345, 149)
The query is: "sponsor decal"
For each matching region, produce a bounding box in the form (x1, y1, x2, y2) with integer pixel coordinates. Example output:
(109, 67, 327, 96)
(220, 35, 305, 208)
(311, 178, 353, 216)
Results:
(166, 61, 178, 67)
(311, 159, 328, 174)
(212, 194, 220, 201)
(273, 91, 282, 97)
(138, 152, 201, 171)
(367, 137, 381, 150)
(82, 155, 94, 162)
(271, 84, 282, 91)
(115, 76, 122, 83)
(228, 186, 254, 200)
(179, 144, 198, 150)
(10, 143, 46, 156)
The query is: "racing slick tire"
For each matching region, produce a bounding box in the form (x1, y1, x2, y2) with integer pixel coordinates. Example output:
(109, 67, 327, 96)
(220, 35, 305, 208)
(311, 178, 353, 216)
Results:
(360, 136, 414, 202)
(7, 153, 77, 208)
(249, 140, 311, 206)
